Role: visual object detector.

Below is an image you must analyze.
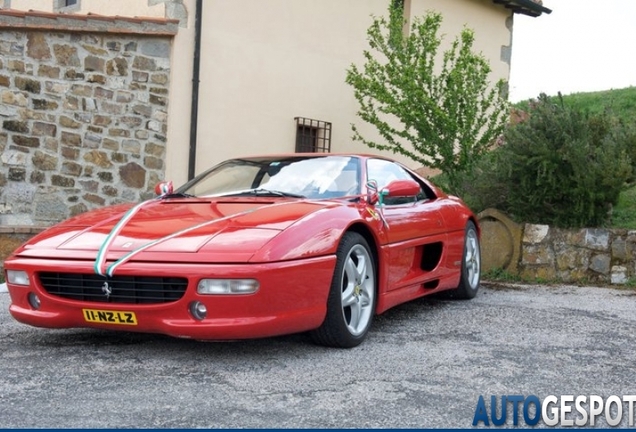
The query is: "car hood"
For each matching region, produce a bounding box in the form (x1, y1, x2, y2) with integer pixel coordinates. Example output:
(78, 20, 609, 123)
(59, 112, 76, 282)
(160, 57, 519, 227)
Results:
(17, 198, 332, 260)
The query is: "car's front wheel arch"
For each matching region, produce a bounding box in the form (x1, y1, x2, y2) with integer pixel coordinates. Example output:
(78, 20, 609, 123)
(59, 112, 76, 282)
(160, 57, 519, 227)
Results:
(310, 228, 379, 348)
(346, 223, 380, 287)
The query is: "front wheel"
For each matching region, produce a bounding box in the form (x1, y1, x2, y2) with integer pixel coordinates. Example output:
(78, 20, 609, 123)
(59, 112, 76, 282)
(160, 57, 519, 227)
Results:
(310, 232, 376, 348)
(447, 221, 481, 299)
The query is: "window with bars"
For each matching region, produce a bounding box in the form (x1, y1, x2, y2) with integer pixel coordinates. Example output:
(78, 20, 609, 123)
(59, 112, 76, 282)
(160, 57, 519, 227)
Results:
(294, 117, 332, 153)
(55, 0, 80, 12)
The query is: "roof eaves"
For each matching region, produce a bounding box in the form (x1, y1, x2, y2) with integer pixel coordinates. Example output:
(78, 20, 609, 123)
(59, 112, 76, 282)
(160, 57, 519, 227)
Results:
(492, 0, 552, 17)
(0, 9, 179, 36)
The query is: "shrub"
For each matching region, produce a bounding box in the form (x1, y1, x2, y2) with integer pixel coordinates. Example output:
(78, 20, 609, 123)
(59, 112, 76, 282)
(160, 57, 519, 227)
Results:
(458, 94, 632, 228)
(621, 122, 636, 184)
(451, 148, 508, 213)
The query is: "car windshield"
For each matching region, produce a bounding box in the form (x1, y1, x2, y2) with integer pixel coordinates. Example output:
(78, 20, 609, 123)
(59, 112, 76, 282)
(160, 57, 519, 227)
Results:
(177, 156, 361, 199)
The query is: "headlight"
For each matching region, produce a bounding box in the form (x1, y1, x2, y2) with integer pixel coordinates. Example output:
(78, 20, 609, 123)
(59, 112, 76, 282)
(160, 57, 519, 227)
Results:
(7, 270, 30, 286)
(197, 279, 259, 295)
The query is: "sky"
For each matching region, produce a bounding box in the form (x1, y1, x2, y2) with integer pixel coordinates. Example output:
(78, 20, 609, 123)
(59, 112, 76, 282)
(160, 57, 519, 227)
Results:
(508, 0, 636, 102)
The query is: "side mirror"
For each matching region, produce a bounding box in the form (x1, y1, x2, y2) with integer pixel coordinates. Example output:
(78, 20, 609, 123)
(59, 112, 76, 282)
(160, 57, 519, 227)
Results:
(155, 181, 174, 196)
(381, 179, 421, 197)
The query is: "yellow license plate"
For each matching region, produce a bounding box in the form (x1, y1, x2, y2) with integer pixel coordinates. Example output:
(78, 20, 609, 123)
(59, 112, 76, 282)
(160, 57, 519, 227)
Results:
(83, 309, 138, 326)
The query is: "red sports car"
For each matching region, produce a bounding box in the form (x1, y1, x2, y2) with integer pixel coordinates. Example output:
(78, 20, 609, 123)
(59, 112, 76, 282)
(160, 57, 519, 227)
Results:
(4, 154, 480, 347)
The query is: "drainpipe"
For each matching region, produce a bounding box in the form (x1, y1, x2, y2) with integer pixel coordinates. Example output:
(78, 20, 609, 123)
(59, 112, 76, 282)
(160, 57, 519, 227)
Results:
(188, 0, 203, 180)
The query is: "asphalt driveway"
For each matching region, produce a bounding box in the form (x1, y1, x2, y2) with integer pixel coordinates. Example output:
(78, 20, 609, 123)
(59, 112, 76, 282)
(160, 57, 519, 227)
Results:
(1, 283, 635, 428)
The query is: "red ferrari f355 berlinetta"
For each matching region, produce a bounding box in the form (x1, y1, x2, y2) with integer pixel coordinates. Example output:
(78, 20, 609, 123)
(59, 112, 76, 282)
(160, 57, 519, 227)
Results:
(4, 154, 480, 347)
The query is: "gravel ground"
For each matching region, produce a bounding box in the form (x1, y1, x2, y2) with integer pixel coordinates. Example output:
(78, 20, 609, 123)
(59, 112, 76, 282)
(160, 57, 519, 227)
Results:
(1, 283, 635, 428)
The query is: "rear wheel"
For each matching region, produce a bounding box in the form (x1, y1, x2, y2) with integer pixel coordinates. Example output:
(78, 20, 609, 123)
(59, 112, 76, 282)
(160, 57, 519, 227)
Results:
(310, 232, 376, 348)
(447, 221, 481, 299)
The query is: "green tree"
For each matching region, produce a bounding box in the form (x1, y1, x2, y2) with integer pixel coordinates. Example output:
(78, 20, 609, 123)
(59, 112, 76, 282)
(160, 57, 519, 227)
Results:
(496, 94, 631, 228)
(346, 4, 509, 193)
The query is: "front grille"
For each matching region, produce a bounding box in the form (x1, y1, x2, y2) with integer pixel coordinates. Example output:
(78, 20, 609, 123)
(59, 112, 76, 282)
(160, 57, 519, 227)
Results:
(38, 272, 188, 304)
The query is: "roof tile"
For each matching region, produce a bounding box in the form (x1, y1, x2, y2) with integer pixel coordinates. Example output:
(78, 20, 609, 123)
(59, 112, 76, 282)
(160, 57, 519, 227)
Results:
(0, 8, 179, 35)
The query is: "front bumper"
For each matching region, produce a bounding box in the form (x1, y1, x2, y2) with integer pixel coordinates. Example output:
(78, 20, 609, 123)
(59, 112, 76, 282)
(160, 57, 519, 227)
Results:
(5, 255, 336, 340)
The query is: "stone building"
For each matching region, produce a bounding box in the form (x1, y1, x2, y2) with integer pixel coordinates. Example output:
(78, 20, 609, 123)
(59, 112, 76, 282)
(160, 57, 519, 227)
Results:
(0, 0, 551, 228)
(0, 8, 181, 226)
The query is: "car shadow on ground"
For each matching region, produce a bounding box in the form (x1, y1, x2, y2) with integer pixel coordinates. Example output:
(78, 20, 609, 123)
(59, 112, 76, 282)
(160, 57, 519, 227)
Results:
(5, 292, 458, 357)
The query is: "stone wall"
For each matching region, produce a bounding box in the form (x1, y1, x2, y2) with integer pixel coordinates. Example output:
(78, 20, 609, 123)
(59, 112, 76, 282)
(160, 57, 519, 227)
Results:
(0, 12, 178, 226)
(0, 226, 45, 274)
(520, 224, 635, 285)
(479, 209, 636, 285)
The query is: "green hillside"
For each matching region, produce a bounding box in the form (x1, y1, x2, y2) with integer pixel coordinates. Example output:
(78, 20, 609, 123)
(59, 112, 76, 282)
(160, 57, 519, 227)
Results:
(514, 87, 636, 125)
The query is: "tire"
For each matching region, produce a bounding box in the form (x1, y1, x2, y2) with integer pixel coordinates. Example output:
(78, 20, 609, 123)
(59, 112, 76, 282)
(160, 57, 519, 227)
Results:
(446, 221, 481, 299)
(310, 232, 376, 348)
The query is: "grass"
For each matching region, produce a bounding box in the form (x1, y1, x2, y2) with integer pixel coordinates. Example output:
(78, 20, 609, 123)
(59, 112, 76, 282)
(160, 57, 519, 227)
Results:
(559, 88, 636, 125)
(514, 87, 636, 126)
(481, 267, 522, 283)
(611, 185, 636, 229)
(482, 268, 595, 287)
(481, 267, 559, 286)
(482, 267, 636, 291)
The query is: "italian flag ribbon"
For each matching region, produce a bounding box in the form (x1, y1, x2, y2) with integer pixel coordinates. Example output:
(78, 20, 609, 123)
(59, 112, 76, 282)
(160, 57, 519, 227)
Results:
(93, 199, 293, 278)
(366, 180, 389, 229)
(93, 200, 151, 277)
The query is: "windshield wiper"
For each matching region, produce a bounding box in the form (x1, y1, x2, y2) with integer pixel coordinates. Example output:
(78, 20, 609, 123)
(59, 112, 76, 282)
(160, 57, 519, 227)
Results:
(159, 192, 197, 199)
(223, 188, 305, 198)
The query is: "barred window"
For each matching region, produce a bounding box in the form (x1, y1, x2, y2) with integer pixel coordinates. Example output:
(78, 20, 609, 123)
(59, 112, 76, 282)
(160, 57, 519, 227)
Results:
(55, 0, 80, 12)
(294, 117, 332, 153)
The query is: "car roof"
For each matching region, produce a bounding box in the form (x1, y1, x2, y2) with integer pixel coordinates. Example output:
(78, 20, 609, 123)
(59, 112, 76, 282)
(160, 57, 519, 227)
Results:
(232, 153, 394, 162)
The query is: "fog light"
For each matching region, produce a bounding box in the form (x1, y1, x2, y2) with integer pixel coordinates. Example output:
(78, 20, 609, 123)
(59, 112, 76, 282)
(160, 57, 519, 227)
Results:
(189, 301, 207, 321)
(7, 270, 30, 286)
(197, 279, 259, 295)
(28, 292, 41, 310)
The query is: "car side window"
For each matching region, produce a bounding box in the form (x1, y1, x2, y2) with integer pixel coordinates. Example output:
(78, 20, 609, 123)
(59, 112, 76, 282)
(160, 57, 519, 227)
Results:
(366, 159, 427, 205)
